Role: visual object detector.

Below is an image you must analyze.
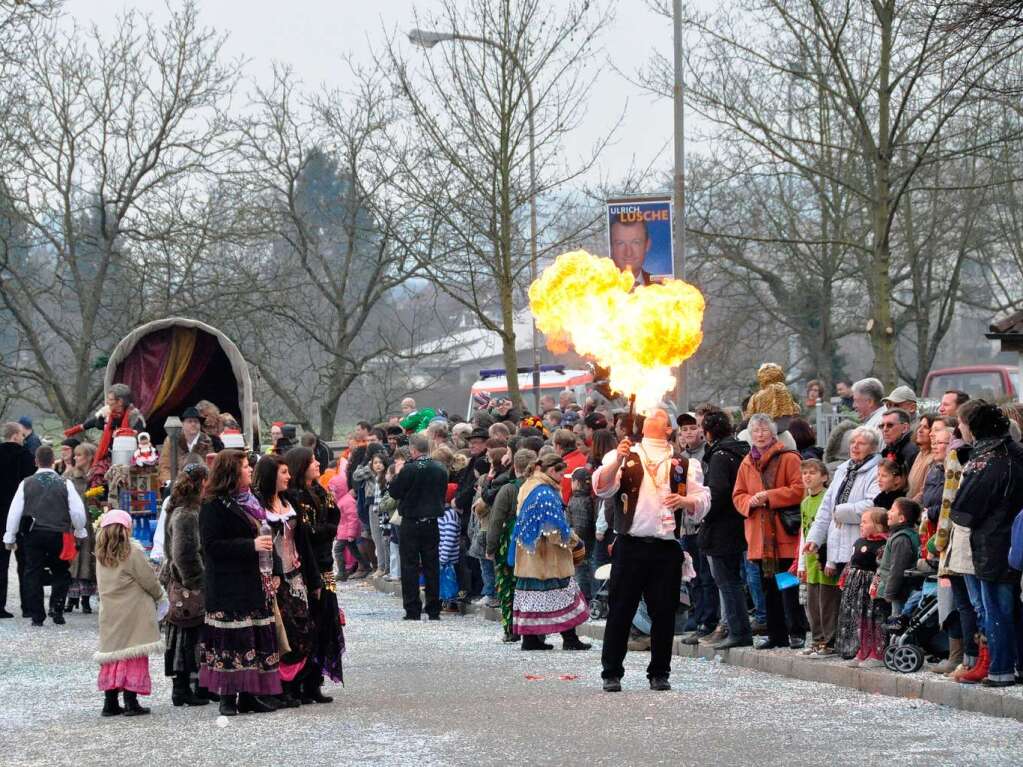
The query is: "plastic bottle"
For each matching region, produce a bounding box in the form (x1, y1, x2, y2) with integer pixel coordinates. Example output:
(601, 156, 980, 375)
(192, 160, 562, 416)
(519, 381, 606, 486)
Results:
(258, 521, 273, 575)
(660, 506, 676, 535)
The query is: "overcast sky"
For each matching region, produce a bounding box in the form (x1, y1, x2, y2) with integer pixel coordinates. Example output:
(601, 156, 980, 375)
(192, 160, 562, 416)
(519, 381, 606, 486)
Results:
(68, 1, 717, 187)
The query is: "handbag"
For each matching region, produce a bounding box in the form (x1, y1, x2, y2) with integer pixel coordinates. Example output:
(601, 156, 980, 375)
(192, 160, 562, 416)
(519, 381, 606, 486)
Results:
(572, 540, 587, 566)
(166, 580, 205, 628)
(758, 451, 802, 537)
(439, 562, 459, 601)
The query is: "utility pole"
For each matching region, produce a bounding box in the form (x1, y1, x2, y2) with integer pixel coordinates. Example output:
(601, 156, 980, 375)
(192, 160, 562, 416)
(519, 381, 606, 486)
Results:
(672, 0, 688, 412)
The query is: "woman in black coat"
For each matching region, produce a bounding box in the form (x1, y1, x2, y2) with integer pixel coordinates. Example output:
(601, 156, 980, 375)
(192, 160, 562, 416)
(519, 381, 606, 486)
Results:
(253, 454, 321, 707)
(160, 463, 210, 707)
(950, 401, 1023, 686)
(198, 449, 281, 716)
(285, 447, 344, 700)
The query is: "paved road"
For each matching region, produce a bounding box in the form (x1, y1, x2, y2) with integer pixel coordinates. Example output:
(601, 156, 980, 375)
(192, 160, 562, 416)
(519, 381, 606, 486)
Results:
(2, 579, 1022, 767)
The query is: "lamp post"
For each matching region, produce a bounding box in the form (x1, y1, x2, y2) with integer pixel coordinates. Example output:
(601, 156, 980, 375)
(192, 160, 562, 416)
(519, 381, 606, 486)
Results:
(408, 28, 542, 414)
(164, 416, 182, 484)
(671, 0, 688, 412)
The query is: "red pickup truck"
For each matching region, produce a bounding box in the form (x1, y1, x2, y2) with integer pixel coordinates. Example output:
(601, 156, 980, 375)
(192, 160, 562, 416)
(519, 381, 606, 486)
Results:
(922, 365, 1020, 401)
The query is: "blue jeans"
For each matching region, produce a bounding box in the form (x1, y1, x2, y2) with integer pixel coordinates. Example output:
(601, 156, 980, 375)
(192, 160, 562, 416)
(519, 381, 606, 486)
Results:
(978, 579, 1020, 681)
(683, 534, 720, 631)
(964, 574, 986, 628)
(480, 557, 496, 598)
(707, 553, 752, 639)
(950, 576, 981, 661)
(744, 555, 767, 625)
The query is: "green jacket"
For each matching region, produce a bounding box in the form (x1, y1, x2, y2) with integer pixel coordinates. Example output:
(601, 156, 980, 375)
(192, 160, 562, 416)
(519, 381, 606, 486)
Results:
(877, 524, 921, 602)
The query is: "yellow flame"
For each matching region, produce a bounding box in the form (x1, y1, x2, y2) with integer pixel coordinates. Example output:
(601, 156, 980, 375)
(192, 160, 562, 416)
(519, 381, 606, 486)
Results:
(528, 250, 705, 409)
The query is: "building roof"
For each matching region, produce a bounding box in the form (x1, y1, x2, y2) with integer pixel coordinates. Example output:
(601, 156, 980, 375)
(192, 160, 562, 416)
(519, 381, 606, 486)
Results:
(989, 310, 1023, 337)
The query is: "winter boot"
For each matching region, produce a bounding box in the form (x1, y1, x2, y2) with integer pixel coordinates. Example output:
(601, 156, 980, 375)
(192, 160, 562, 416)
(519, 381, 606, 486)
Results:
(65, 598, 79, 613)
(521, 634, 554, 651)
(122, 691, 150, 717)
(302, 674, 333, 704)
(276, 680, 301, 708)
(929, 637, 963, 674)
(101, 690, 123, 717)
(959, 643, 990, 684)
(219, 694, 238, 716)
(172, 673, 209, 706)
(81, 596, 92, 614)
(561, 628, 592, 651)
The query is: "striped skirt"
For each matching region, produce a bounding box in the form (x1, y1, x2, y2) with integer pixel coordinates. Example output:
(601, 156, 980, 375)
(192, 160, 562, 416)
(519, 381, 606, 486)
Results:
(512, 576, 589, 636)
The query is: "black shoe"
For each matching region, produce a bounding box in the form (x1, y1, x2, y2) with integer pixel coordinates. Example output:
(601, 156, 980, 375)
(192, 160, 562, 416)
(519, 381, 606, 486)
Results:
(30, 619, 44, 627)
(172, 675, 210, 707)
(754, 638, 780, 650)
(219, 695, 238, 716)
(981, 678, 1017, 688)
(81, 597, 92, 614)
(502, 631, 520, 643)
(427, 614, 440, 621)
(403, 614, 421, 621)
(789, 637, 806, 650)
(122, 691, 150, 717)
(101, 690, 123, 717)
(681, 633, 701, 646)
(649, 676, 671, 691)
(51, 613, 65, 625)
(0, 609, 13, 619)
(562, 635, 592, 651)
(276, 692, 300, 708)
(521, 635, 554, 651)
(715, 635, 753, 650)
(603, 677, 622, 692)
(65, 598, 78, 613)
(194, 683, 216, 701)
(303, 677, 334, 704)
(237, 693, 277, 713)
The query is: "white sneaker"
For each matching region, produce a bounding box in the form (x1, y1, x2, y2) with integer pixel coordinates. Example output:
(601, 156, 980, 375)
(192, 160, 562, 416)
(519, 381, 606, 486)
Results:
(845, 659, 861, 668)
(858, 658, 885, 669)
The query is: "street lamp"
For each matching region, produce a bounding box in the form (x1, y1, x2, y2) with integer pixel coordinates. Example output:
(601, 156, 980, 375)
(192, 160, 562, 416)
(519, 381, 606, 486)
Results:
(408, 27, 542, 414)
(164, 416, 182, 483)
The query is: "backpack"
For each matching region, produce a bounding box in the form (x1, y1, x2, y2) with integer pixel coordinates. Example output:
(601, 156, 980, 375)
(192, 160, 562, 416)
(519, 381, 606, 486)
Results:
(1009, 507, 1023, 572)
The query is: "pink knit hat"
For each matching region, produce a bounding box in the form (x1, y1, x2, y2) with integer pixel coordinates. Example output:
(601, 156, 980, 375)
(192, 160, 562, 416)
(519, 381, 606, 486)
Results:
(100, 509, 132, 529)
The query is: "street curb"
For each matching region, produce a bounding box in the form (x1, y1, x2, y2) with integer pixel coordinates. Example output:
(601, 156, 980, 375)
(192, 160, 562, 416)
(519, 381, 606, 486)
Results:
(367, 576, 1023, 722)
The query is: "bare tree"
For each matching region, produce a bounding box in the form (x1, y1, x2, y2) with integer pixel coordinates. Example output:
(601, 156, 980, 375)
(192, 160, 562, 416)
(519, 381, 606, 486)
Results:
(382, 0, 616, 411)
(641, 0, 1023, 386)
(0, 2, 240, 423)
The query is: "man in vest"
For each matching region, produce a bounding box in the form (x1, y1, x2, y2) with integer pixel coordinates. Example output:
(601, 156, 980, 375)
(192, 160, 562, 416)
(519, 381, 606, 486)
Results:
(3, 445, 88, 626)
(592, 408, 710, 692)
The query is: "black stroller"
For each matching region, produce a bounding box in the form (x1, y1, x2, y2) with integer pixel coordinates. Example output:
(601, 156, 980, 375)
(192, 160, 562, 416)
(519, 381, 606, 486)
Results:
(883, 568, 943, 673)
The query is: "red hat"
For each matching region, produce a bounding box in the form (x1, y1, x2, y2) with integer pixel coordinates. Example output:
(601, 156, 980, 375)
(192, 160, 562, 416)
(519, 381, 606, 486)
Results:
(272, 421, 285, 428)
(445, 483, 458, 504)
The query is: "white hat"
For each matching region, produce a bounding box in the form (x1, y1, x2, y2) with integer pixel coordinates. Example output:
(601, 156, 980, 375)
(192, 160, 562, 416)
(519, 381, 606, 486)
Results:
(882, 385, 918, 405)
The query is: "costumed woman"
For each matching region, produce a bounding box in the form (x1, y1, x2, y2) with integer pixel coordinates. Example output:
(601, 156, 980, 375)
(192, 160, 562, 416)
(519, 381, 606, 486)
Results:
(64, 442, 98, 613)
(198, 449, 282, 716)
(510, 452, 591, 651)
(63, 383, 147, 485)
(253, 454, 320, 707)
(487, 448, 537, 643)
(160, 462, 211, 707)
(285, 447, 344, 702)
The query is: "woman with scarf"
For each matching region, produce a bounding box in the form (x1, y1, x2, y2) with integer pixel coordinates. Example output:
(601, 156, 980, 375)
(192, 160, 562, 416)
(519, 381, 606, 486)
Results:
(510, 452, 590, 651)
(285, 447, 344, 701)
(487, 448, 537, 642)
(733, 414, 807, 650)
(198, 450, 281, 716)
(252, 454, 320, 707)
(64, 442, 98, 613)
(804, 427, 882, 655)
(63, 384, 146, 485)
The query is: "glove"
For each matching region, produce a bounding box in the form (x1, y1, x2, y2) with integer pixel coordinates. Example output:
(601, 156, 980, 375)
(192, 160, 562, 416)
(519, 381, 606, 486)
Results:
(64, 424, 85, 437)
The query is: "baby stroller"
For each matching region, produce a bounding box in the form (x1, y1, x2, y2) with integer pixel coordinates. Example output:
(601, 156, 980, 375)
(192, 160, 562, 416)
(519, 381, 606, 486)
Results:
(883, 570, 942, 673)
(589, 563, 612, 620)
(586, 563, 692, 632)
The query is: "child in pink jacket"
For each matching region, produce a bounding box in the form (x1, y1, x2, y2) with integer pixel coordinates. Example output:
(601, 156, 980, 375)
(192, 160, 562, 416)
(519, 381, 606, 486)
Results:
(328, 459, 368, 579)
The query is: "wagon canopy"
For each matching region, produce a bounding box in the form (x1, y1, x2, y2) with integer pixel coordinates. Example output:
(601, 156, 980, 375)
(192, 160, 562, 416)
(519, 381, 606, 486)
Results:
(104, 317, 254, 446)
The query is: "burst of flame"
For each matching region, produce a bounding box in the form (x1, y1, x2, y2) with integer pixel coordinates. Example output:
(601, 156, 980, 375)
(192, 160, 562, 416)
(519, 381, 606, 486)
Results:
(528, 249, 705, 409)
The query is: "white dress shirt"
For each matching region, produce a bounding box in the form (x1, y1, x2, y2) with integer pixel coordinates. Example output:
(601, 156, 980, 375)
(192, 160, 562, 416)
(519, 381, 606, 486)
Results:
(4, 468, 88, 544)
(592, 438, 710, 539)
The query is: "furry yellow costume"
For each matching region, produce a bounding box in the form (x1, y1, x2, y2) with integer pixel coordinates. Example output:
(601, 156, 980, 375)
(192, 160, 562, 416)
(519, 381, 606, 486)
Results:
(744, 363, 801, 420)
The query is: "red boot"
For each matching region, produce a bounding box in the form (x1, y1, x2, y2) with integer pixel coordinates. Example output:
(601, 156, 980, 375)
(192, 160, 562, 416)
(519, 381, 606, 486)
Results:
(958, 644, 990, 684)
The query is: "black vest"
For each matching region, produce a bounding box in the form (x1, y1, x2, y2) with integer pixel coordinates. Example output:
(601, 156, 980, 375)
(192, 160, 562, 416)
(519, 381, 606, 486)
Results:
(22, 472, 71, 534)
(615, 451, 688, 537)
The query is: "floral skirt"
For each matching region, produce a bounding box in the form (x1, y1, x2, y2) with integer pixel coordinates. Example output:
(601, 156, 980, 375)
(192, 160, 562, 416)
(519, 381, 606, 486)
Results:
(198, 607, 282, 696)
(836, 567, 889, 660)
(278, 569, 314, 664)
(312, 572, 345, 684)
(98, 657, 151, 695)
(68, 579, 98, 598)
(495, 517, 516, 632)
(512, 576, 589, 636)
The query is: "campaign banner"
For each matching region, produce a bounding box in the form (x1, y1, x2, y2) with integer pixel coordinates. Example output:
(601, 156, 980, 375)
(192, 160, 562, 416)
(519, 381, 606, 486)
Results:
(606, 196, 674, 282)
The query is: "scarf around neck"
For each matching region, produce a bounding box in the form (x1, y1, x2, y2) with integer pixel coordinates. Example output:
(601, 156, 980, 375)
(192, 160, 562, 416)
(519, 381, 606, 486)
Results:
(836, 455, 872, 506)
(750, 438, 778, 463)
(234, 490, 266, 522)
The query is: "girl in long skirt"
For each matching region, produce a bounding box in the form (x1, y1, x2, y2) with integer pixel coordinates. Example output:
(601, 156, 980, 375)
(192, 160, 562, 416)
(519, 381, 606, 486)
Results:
(837, 508, 890, 664)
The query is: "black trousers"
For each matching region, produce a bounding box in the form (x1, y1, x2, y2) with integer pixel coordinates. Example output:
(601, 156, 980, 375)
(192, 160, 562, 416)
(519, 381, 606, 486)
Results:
(760, 557, 807, 646)
(22, 530, 70, 622)
(399, 517, 440, 619)
(601, 536, 682, 681)
(0, 542, 28, 613)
